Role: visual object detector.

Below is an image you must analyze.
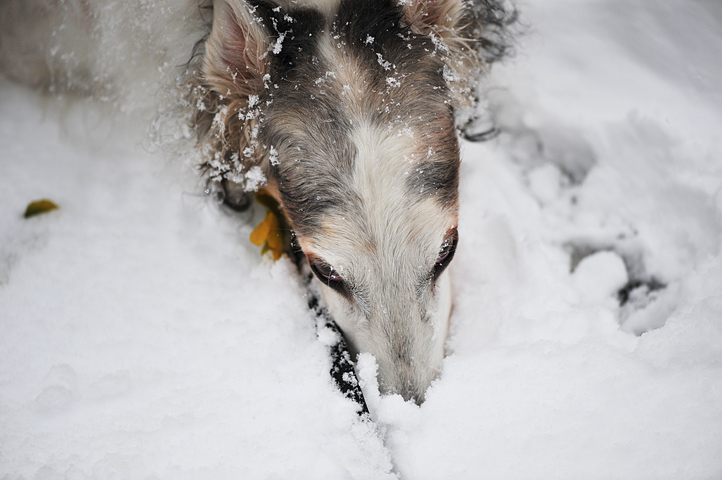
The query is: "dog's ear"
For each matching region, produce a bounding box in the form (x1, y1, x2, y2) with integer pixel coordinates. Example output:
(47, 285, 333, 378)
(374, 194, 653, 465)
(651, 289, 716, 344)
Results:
(399, 0, 477, 115)
(194, 1, 276, 195)
(399, 0, 465, 34)
(203, 0, 271, 99)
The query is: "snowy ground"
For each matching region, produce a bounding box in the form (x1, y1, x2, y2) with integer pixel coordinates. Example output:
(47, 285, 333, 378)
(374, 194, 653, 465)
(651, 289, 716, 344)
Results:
(2, 1, 722, 479)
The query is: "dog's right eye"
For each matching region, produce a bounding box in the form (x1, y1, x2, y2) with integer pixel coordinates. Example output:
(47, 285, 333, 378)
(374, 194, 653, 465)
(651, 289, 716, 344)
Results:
(309, 258, 347, 295)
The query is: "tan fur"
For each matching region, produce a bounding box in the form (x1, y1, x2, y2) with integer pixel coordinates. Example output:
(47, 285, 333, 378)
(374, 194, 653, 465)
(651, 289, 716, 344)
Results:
(194, 0, 274, 186)
(400, 0, 485, 115)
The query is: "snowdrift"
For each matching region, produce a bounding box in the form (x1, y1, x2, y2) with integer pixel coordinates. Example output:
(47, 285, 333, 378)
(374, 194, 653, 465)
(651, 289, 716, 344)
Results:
(1, 1, 721, 478)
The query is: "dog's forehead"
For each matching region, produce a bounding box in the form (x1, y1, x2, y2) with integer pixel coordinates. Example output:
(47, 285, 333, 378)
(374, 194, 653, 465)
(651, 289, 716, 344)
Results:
(267, 107, 460, 241)
(284, 118, 459, 273)
(312, 197, 456, 268)
(260, 2, 460, 240)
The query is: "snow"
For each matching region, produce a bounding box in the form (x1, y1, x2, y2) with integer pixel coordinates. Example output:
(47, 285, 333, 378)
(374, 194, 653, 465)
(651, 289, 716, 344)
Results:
(2, 1, 722, 479)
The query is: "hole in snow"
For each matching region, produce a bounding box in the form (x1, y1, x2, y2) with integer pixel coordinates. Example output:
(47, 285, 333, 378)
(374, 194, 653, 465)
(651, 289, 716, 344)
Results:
(565, 242, 669, 335)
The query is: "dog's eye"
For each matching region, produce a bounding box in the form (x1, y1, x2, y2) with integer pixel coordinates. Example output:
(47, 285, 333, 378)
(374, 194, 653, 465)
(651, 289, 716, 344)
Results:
(309, 257, 347, 295)
(313, 261, 342, 282)
(436, 239, 453, 263)
(433, 229, 458, 281)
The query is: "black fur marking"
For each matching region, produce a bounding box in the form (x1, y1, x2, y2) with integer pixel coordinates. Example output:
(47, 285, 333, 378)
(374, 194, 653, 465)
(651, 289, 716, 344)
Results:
(336, 0, 448, 98)
(336, 0, 406, 55)
(265, 4, 326, 80)
(405, 122, 460, 206)
(308, 285, 370, 417)
(406, 158, 460, 205)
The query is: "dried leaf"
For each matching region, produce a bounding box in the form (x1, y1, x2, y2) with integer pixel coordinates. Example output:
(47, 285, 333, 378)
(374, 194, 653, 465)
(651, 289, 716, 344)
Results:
(250, 211, 273, 247)
(24, 199, 59, 218)
(250, 209, 285, 261)
(250, 190, 290, 261)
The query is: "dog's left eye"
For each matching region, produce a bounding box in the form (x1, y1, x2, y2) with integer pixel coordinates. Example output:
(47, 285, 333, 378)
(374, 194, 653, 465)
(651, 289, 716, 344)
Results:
(433, 229, 458, 281)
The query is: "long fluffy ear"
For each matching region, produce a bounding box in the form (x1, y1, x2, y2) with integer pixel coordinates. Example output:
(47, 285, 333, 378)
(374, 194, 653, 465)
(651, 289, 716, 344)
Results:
(203, 0, 269, 100)
(191, 0, 274, 200)
(399, 0, 465, 35)
(400, 0, 514, 63)
(400, 0, 515, 130)
(399, 0, 479, 121)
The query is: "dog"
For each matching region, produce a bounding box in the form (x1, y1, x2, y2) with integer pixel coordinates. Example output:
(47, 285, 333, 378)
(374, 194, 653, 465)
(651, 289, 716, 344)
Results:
(0, 0, 513, 404)
(193, 0, 513, 403)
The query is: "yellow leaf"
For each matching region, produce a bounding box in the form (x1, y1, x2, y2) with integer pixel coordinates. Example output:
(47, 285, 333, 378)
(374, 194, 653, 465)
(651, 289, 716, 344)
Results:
(250, 190, 289, 261)
(264, 212, 285, 261)
(250, 211, 273, 246)
(24, 199, 59, 218)
(250, 210, 285, 260)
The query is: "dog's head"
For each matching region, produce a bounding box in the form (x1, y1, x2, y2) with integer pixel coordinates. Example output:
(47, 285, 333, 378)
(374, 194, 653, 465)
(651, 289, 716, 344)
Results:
(198, 0, 507, 402)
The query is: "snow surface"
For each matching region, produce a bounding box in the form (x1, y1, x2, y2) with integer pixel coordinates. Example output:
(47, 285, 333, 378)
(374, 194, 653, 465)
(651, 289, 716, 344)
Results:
(2, 1, 722, 478)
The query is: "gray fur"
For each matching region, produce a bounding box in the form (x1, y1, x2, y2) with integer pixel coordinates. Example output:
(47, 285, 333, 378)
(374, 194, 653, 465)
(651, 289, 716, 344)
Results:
(193, 0, 514, 403)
